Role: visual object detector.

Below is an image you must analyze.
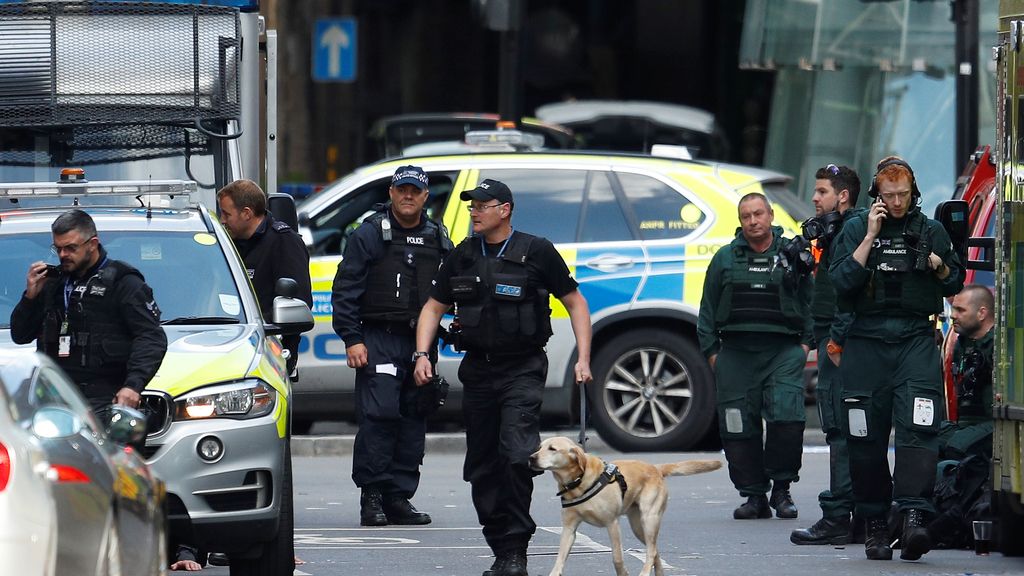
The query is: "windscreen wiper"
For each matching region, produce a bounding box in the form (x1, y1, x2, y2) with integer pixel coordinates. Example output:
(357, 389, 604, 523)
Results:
(161, 316, 240, 325)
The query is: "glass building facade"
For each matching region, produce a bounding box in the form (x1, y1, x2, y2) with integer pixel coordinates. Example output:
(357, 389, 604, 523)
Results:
(741, 0, 997, 212)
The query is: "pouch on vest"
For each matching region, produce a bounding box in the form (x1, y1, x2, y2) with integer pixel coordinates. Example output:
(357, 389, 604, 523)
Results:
(99, 338, 132, 363)
(450, 275, 480, 302)
(519, 295, 542, 337)
(458, 305, 483, 330)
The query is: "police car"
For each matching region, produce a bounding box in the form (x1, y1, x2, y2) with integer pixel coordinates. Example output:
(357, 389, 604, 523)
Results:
(0, 180, 313, 575)
(295, 146, 810, 451)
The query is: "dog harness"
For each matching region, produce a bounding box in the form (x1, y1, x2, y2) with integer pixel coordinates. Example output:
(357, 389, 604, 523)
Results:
(557, 461, 628, 508)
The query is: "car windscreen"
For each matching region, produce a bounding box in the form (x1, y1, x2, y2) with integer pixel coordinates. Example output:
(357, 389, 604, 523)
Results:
(0, 230, 245, 328)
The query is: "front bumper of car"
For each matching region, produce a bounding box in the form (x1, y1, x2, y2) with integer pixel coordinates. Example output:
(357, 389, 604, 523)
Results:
(142, 395, 286, 551)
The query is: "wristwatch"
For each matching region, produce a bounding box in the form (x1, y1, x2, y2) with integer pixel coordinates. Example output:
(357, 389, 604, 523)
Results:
(412, 351, 430, 362)
(826, 340, 843, 355)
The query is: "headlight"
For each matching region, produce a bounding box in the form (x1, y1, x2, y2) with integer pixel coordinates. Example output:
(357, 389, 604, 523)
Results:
(174, 379, 276, 420)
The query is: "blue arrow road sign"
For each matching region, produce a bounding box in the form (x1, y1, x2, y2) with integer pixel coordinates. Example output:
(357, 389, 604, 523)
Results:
(313, 18, 356, 83)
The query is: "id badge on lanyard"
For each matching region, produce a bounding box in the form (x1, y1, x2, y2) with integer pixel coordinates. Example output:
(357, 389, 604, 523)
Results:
(58, 319, 70, 357)
(60, 278, 74, 357)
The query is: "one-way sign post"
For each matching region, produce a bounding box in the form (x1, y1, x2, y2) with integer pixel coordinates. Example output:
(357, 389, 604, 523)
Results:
(313, 18, 357, 83)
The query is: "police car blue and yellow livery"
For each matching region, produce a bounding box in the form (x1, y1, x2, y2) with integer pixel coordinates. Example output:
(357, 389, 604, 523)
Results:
(295, 151, 809, 451)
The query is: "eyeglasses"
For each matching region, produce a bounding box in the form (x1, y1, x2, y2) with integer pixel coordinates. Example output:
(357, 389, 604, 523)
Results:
(51, 235, 96, 255)
(879, 190, 912, 202)
(466, 203, 504, 213)
(825, 164, 840, 175)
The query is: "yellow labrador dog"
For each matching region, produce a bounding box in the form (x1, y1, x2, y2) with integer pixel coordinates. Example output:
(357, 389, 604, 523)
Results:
(530, 436, 722, 576)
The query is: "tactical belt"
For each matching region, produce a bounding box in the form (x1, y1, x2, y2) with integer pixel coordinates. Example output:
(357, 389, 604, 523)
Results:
(362, 319, 416, 335)
(466, 348, 544, 363)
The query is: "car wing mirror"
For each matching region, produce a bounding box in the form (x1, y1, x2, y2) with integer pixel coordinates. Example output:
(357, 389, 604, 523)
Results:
(933, 199, 969, 265)
(267, 295, 314, 336)
(32, 406, 83, 439)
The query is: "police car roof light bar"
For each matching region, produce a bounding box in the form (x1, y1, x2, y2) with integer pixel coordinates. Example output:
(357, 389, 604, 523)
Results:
(0, 180, 199, 210)
(465, 129, 545, 150)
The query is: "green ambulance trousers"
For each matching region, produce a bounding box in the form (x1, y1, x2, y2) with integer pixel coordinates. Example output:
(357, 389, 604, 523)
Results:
(815, 336, 855, 519)
(840, 332, 944, 518)
(715, 334, 806, 496)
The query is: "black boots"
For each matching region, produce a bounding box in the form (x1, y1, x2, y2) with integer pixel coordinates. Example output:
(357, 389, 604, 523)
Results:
(360, 487, 387, 526)
(383, 496, 431, 525)
(864, 516, 893, 560)
(361, 488, 432, 526)
(769, 486, 798, 519)
(482, 549, 527, 576)
(790, 515, 851, 545)
(900, 509, 931, 561)
(733, 494, 772, 519)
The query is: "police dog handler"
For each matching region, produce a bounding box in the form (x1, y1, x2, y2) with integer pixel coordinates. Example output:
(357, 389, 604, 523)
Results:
(698, 192, 813, 521)
(413, 179, 592, 576)
(11, 209, 167, 413)
(332, 165, 453, 527)
(829, 156, 963, 561)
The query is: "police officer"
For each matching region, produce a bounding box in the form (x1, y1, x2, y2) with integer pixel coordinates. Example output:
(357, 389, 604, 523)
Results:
(332, 165, 452, 527)
(412, 179, 593, 576)
(217, 179, 313, 373)
(942, 284, 994, 461)
(829, 156, 963, 561)
(791, 164, 865, 545)
(697, 192, 813, 521)
(11, 209, 167, 413)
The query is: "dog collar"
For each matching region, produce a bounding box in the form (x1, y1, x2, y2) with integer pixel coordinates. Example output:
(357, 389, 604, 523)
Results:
(559, 461, 628, 509)
(556, 474, 585, 496)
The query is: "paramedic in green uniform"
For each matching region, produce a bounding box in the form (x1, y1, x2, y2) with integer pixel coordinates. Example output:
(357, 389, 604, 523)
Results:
(829, 157, 963, 562)
(941, 283, 994, 461)
(698, 192, 813, 521)
(791, 164, 865, 545)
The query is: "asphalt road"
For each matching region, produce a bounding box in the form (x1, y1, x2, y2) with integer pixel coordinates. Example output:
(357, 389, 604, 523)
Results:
(190, 445, 1024, 576)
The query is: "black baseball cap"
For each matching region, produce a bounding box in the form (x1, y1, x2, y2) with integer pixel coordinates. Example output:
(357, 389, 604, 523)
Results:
(459, 179, 513, 206)
(391, 165, 429, 189)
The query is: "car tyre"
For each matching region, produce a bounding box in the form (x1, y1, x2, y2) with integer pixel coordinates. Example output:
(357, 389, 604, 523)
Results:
(588, 329, 715, 452)
(229, 443, 295, 576)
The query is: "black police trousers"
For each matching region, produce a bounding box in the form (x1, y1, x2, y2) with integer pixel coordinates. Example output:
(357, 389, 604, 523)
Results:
(351, 325, 426, 498)
(459, 349, 546, 554)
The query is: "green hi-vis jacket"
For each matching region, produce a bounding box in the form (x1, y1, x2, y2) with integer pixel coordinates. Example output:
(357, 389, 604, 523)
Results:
(829, 208, 963, 341)
(810, 207, 865, 346)
(697, 225, 814, 359)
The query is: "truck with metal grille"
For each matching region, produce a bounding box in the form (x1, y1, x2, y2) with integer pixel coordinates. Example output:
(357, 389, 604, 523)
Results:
(0, 1, 292, 574)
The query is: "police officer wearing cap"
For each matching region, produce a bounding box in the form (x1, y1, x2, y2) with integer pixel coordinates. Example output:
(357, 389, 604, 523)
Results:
(829, 156, 963, 561)
(792, 164, 866, 545)
(332, 165, 453, 527)
(413, 179, 593, 576)
(218, 179, 313, 373)
(697, 192, 814, 522)
(11, 209, 167, 413)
